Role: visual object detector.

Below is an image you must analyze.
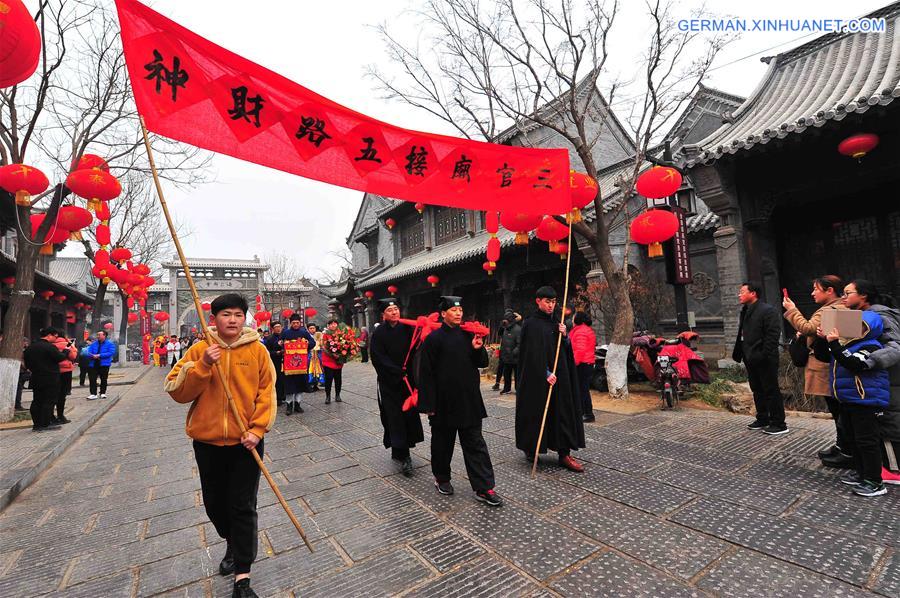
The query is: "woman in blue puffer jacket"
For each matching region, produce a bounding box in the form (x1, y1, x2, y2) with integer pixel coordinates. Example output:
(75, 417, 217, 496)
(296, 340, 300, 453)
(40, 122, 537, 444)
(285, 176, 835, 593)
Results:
(823, 310, 891, 497)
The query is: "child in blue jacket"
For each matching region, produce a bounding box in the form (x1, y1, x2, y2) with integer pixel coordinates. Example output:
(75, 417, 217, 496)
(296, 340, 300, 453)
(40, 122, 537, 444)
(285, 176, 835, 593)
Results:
(825, 310, 891, 497)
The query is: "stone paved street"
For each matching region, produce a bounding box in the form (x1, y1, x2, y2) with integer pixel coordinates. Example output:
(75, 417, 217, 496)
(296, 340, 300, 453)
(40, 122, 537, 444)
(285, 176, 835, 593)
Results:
(0, 363, 897, 597)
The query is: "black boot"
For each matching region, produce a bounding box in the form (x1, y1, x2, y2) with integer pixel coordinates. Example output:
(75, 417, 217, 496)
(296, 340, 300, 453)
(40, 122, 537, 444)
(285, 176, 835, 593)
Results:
(232, 578, 258, 598)
(219, 544, 234, 576)
(325, 393, 331, 405)
(401, 457, 413, 477)
(335, 394, 342, 402)
(286, 402, 293, 416)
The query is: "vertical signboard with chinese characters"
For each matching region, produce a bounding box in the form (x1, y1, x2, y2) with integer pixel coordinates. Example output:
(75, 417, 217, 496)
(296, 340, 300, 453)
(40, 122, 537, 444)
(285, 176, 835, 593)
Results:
(665, 206, 692, 285)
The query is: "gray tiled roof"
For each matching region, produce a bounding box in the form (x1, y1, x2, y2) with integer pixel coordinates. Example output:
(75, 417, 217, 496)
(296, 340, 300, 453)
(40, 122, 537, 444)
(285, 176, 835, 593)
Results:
(357, 228, 523, 288)
(160, 257, 269, 269)
(47, 257, 93, 285)
(686, 211, 719, 233)
(685, 3, 900, 166)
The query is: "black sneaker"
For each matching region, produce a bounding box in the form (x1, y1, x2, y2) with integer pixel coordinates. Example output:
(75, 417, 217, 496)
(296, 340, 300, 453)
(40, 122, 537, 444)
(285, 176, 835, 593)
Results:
(747, 420, 767, 430)
(499, 390, 511, 395)
(295, 405, 304, 413)
(56, 417, 72, 424)
(325, 394, 331, 405)
(285, 403, 293, 416)
(219, 544, 234, 576)
(817, 445, 840, 459)
(491, 384, 500, 391)
(476, 489, 503, 507)
(335, 395, 342, 402)
(232, 578, 258, 598)
(435, 480, 454, 495)
(840, 471, 863, 486)
(401, 457, 413, 477)
(582, 413, 596, 423)
(763, 424, 790, 436)
(821, 452, 855, 469)
(853, 480, 887, 497)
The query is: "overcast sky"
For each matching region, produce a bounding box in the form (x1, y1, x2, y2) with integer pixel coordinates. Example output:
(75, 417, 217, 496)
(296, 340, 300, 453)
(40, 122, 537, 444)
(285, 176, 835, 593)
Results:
(60, 0, 889, 280)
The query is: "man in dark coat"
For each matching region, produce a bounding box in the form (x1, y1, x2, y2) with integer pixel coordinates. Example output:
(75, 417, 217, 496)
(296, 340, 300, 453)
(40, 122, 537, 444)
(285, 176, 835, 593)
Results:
(263, 322, 286, 406)
(515, 286, 585, 472)
(23, 327, 67, 432)
(281, 313, 315, 415)
(732, 281, 787, 435)
(498, 309, 521, 395)
(370, 298, 424, 476)
(418, 296, 502, 506)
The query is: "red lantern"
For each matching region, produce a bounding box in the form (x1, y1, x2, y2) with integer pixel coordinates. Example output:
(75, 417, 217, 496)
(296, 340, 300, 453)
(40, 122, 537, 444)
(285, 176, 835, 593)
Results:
(364, 290, 375, 299)
(385, 217, 396, 230)
(201, 302, 211, 311)
(30, 214, 70, 255)
(0, 164, 49, 206)
(482, 261, 496, 276)
(500, 212, 542, 245)
(569, 170, 598, 222)
(281, 308, 293, 319)
(630, 209, 679, 258)
(73, 154, 109, 172)
(1, 276, 15, 286)
(485, 211, 500, 235)
(95, 200, 111, 221)
(426, 274, 440, 288)
(66, 310, 76, 324)
(95, 223, 111, 247)
(66, 168, 122, 212)
(555, 241, 569, 260)
(56, 205, 93, 242)
(414, 202, 425, 214)
(110, 247, 132, 263)
(486, 236, 501, 266)
(0, 0, 41, 88)
(153, 312, 170, 322)
(74, 302, 84, 310)
(536, 216, 569, 252)
(387, 285, 398, 296)
(127, 312, 139, 324)
(103, 322, 114, 330)
(636, 166, 682, 200)
(55, 294, 67, 303)
(838, 133, 879, 159)
(39, 290, 54, 300)
(133, 263, 151, 276)
(304, 307, 318, 318)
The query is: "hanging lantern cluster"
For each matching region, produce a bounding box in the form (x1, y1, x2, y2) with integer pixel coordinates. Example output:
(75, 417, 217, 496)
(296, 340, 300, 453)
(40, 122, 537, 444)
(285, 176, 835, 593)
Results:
(127, 312, 139, 324)
(30, 213, 70, 255)
(0, 0, 42, 88)
(66, 155, 121, 213)
(568, 170, 598, 223)
(483, 210, 501, 274)
(636, 166, 682, 199)
(254, 310, 272, 324)
(153, 311, 170, 323)
(426, 274, 440, 288)
(0, 163, 49, 206)
(629, 209, 679, 258)
(500, 212, 542, 245)
(838, 133, 879, 160)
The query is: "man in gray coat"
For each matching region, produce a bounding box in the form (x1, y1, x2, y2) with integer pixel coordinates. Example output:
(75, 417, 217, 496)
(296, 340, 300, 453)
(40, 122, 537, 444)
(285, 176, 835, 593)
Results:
(497, 309, 521, 395)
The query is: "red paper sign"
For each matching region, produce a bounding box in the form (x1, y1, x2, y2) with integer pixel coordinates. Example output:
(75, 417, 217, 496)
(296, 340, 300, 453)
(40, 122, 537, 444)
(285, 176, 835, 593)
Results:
(283, 339, 309, 375)
(114, 0, 571, 215)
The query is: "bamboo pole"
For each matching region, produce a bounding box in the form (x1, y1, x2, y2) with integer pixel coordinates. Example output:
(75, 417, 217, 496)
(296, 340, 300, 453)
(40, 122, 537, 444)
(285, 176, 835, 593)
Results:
(531, 218, 575, 479)
(140, 117, 313, 552)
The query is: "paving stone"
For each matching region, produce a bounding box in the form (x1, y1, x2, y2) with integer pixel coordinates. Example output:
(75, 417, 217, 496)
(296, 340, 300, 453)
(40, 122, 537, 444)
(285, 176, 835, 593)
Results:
(329, 464, 376, 485)
(789, 494, 900, 546)
(408, 553, 539, 596)
(145, 507, 211, 539)
(550, 551, 702, 597)
(650, 461, 802, 515)
(359, 486, 418, 517)
(0, 559, 66, 597)
(303, 476, 390, 513)
(410, 529, 485, 572)
(383, 469, 463, 515)
(136, 546, 216, 596)
(873, 550, 900, 598)
(560, 463, 696, 515)
(671, 497, 886, 585)
(278, 454, 358, 481)
(53, 569, 135, 598)
(263, 512, 328, 552)
(336, 507, 444, 560)
(94, 492, 198, 530)
(635, 437, 750, 471)
(449, 502, 599, 581)
(493, 465, 585, 512)
(603, 413, 671, 434)
(292, 548, 432, 597)
(697, 548, 878, 597)
(552, 496, 729, 580)
(326, 430, 382, 452)
(574, 443, 666, 475)
(150, 581, 208, 597)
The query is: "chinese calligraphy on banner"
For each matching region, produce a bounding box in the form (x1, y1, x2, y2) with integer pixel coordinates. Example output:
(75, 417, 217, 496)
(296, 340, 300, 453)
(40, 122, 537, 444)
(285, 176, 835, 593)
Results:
(115, 0, 572, 215)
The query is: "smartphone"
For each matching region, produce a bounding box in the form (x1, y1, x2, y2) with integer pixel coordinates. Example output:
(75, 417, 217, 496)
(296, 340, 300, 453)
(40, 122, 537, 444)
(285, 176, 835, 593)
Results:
(782, 288, 789, 298)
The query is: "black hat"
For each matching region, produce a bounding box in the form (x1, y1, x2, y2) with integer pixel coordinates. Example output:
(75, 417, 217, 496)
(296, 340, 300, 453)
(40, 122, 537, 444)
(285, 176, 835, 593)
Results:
(438, 295, 462, 311)
(289, 313, 302, 322)
(378, 298, 399, 312)
(536, 286, 557, 299)
(40, 326, 60, 337)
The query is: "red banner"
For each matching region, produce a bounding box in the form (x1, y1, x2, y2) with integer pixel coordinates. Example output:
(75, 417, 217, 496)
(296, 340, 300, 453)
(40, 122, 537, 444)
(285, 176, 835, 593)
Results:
(283, 339, 309, 375)
(114, 0, 571, 215)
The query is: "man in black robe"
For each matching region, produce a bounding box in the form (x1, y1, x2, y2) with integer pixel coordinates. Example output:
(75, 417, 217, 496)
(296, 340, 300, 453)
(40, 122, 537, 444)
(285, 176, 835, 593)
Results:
(281, 313, 315, 415)
(418, 296, 502, 506)
(515, 286, 586, 472)
(370, 298, 424, 476)
(263, 322, 286, 405)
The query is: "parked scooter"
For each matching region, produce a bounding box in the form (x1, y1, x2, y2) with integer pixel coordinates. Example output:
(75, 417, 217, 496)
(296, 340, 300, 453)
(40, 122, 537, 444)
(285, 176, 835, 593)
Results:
(591, 336, 650, 391)
(656, 352, 681, 409)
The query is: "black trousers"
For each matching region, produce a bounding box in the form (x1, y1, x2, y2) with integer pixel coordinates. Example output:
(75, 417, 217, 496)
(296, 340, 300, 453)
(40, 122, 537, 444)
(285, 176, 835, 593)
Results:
(88, 366, 110, 395)
(431, 422, 495, 492)
(78, 358, 89, 385)
(30, 382, 58, 428)
(273, 364, 285, 405)
(499, 363, 517, 392)
(746, 359, 784, 426)
(193, 439, 264, 575)
(56, 371, 73, 419)
(324, 366, 342, 397)
(842, 403, 882, 483)
(494, 360, 503, 386)
(576, 363, 594, 417)
(818, 394, 851, 454)
(360, 347, 369, 363)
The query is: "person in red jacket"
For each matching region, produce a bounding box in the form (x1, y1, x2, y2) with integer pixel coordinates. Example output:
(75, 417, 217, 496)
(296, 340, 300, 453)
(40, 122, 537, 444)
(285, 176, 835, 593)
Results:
(320, 319, 345, 404)
(569, 312, 597, 423)
(52, 335, 78, 424)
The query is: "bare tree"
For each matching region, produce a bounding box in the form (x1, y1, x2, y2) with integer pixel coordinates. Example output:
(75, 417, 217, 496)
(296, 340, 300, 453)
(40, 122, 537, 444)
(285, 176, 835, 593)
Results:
(369, 0, 731, 398)
(264, 251, 306, 320)
(0, 0, 211, 418)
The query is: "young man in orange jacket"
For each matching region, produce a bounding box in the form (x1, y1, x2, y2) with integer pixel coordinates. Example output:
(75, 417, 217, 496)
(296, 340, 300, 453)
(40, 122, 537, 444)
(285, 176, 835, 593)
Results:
(165, 293, 276, 598)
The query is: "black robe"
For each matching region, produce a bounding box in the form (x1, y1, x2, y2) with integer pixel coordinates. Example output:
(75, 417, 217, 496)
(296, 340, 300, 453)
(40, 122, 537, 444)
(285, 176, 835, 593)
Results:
(417, 323, 489, 428)
(263, 332, 286, 403)
(515, 309, 585, 454)
(281, 326, 315, 395)
(370, 321, 424, 450)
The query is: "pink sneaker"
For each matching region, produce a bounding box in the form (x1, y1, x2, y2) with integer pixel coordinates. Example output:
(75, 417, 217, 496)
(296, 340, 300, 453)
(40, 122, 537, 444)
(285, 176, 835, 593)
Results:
(882, 467, 900, 486)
